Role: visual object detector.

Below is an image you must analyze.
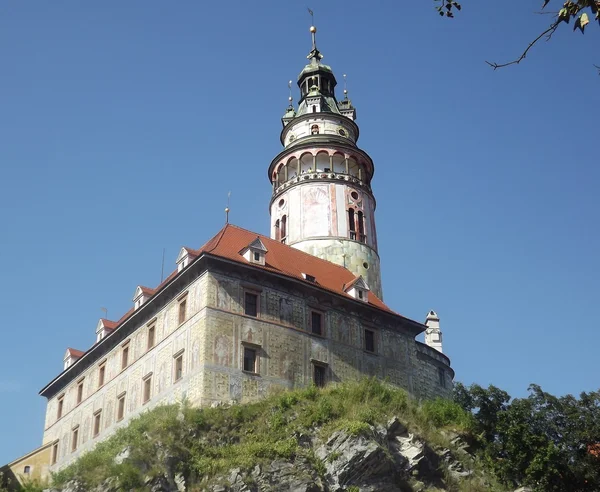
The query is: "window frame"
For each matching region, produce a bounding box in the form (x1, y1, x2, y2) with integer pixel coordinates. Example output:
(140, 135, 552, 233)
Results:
(244, 291, 259, 317)
(121, 341, 130, 370)
(241, 343, 260, 374)
(117, 392, 126, 421)
(76, 378, 84, 406)
(312, 361, 327, 388)
(147, 321, 156, 351)
(71, 426, 79, 453)
(178, 293, 188, 325)
(364, 328, 376, 353)
(98, 360, 106, 388)
(57, 394, 65, 420)
(93, 410, 102, 438)
(173, 350, 184, 382)
(51, 441, 59, 465)
(142, 373, 153, 404)
(310, 310, 324, 336)
(438, 367, 447, 388)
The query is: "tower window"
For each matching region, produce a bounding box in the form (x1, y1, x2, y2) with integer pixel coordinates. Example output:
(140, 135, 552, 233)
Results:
(438, 368, 446, 388)
(275, 219, 280, 240)
(281, 215, 287, 243)
(311, 125, 319, 135)
(312, 105, 316, 113)
(348, 209, 356, 240)
(358, 211, 366, 243)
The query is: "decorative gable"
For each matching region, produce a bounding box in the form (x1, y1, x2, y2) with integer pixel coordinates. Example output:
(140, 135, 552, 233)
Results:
(176, 247, 198, 272)
(343, 276, 370, 302)
(240, 237, 268, 266)
(63, 348, 84, 370)
(132, 285, 155, 310)
(95, 319, 116, 343)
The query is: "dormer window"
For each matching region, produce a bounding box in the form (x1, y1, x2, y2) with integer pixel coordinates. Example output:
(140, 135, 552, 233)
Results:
(241, 237, 268, 266)
(302, 273, 317, 283)
(176, 247, 198, 273)
(132, 285, 155, 310)
(344, 276, 370, 303)
(63, 348, 84, 370)
(95, 319, 116, 343)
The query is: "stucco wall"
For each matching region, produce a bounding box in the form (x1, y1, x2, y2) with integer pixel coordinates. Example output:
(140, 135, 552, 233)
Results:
(0, 444, 52, 490)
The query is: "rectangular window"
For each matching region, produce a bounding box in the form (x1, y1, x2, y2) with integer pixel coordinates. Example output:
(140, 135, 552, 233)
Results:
(93, 411, 102, 438)
(244, 292, 258, 317)
(76, 379, 84, 405)
(117, 393, 126, 421)
(178, 297, 187, 325)
(438, 368, 446, 388)
(57, 395, 64, 419)
(143, 375, 152, 404)
(313, 364, 326, 388)
(51, 441, 59, 465)
(147, 324, 156, 350)
(311, 311, 323, 336)
(365, 329, 376, 353)
(243, 347, 257, 373)
(71, 426, 79, 452)
(98, 362, 106, 388)
(174, 353, 184, 382)
(121, 342, 130, 370)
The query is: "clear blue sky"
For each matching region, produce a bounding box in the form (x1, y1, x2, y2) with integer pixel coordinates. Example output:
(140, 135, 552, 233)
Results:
(1, 1, 598, 464)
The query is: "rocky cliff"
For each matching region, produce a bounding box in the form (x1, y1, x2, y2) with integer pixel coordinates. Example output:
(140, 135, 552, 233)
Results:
(43, 380, 515, 492)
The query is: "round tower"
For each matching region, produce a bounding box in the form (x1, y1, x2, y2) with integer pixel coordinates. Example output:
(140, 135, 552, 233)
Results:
(268, 26, 383, 299)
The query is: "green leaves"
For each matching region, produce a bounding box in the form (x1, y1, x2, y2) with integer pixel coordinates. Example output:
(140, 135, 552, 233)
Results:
(435, 0, 462, 18)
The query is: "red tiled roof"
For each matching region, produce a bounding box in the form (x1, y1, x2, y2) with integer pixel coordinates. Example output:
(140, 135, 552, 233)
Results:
(138, 286, 157, 296)
(196, 224, 395, 313)
(99, 319, 118, 330)
(66, 348, 84, 358)
(62, 224, 397, 367)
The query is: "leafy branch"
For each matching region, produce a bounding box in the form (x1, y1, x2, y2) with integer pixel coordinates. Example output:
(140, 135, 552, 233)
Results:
(437, 0, 600, 73)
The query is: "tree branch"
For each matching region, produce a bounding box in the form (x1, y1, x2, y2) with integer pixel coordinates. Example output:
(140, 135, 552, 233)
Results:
(485, 22, 560, 70)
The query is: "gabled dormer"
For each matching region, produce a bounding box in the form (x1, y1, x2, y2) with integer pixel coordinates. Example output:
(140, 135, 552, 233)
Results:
(240, 237, 268, 266)
(176, 247, 198, 272)
(343, 276, 370, 303)
(132, 285, 156, 310)
(95, 318, 117, 343)
(63, 348, 84, 370)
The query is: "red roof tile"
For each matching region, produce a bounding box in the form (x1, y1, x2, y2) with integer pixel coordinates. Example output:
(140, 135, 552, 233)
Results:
(66, 348, 84, 358)
(138, 286, 157, 296)
(197, 224, 395, 314)
(99, 319, 118, 330)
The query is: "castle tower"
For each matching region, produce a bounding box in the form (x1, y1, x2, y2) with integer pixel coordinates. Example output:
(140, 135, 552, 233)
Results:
(268, 26, 383, 299)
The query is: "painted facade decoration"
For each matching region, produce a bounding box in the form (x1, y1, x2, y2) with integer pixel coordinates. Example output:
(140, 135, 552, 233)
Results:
(20, 25, 455, 477)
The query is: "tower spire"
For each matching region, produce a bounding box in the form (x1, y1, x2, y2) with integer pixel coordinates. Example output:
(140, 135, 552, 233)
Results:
(306, 9, 323, 63)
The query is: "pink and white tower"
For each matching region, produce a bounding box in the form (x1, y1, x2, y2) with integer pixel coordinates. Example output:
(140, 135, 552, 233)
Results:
(268, 26, 383, 299)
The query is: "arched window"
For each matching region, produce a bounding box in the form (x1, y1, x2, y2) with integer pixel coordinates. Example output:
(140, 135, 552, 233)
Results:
(281, 215, 287, 243)
(311, 125, 319, 135)
(312, 105, 316, 113)
(357, 211, 366, 243)
(275, 219, 280, 241)
(348, 209, 356, 240)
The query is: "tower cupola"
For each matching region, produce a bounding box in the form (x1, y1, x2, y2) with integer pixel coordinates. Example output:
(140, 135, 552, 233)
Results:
(268, 25, 384, 299)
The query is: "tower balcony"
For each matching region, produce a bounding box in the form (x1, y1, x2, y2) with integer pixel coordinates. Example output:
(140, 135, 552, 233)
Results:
(272, 171, 372, 200)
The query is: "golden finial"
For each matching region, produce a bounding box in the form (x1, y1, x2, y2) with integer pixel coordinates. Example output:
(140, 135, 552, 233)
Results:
(310, 26, 316, 33)
(343, 74, 348, 98)
(225, 191, 231, 224)
(288, 80, 293, 104)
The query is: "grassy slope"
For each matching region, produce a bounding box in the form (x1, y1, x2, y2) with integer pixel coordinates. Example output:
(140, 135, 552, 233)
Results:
(8, 379, 508, 492)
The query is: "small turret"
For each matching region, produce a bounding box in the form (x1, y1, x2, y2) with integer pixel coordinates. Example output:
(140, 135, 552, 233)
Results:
(424, 310, 443, 353)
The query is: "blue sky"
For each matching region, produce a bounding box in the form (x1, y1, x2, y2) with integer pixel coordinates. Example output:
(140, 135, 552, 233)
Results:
(0, 1, 598, 464)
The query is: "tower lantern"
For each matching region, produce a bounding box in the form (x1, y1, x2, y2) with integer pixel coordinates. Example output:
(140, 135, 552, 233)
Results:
(268, 25, 383, 299)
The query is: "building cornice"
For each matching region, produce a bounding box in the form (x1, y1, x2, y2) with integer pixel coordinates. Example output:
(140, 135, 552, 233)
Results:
(280, 112, 360, 146)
